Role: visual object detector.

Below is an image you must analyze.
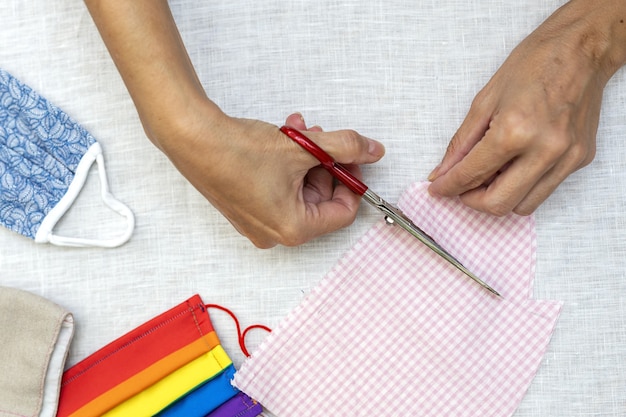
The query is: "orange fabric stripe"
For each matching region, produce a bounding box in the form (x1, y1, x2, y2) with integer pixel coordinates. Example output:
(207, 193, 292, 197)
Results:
(68, 332, 220, 417)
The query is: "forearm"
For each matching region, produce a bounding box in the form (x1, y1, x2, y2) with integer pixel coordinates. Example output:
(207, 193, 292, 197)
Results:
(84, 0, 222, 150)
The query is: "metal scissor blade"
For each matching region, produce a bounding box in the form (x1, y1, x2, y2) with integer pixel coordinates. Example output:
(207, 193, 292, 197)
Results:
(362, 190, 501, 297)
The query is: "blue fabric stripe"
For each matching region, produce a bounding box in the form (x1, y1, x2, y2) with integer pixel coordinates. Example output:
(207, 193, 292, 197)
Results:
(155, 364, 239, 417)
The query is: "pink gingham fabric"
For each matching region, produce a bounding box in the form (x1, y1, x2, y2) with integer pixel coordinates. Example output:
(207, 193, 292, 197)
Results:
(233, 182, 562, 417)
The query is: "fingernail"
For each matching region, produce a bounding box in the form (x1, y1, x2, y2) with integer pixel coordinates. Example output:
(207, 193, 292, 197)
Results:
(428, 164, 441, 181)
(368, 140, 385, 157)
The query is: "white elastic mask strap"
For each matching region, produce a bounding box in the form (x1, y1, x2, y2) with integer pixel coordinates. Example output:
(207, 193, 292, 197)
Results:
(36, 144, 135, 248)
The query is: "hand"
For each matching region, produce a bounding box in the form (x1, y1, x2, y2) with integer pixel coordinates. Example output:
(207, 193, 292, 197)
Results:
(84, 0, 385, 247)
(159, 108, 385, 248)
(428, 0, 626, 216)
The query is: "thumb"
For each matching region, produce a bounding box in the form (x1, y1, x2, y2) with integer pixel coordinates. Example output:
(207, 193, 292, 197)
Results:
(307, 129, 385, 165)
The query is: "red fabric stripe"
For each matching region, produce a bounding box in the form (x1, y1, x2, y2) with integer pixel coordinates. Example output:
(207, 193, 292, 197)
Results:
(57, 295, 215, 417)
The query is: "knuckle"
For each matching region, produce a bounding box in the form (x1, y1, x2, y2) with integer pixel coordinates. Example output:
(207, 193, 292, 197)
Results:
(486, 203, 513, 217)
(470, 88, 491, 112)
(568, 141, 596, 168)
(580, 151, 596, 168)
(327, 129, 368, 161)
(482, 196, 515, 217)
(542, 133, 571, 158)
(341, 129, 360, 141)
(339, 129, 365, 152)
(446, 131, 462, 154)
(540, 133, 596, 171)
(461, 191, 515, 217)
(455, 169, 486, 190)
(248, 234, 277, 249)
(335, 210, 358, 230)
(275, 224, 307, 247)
(252, 241, 276, 249)
(494, 111, 536, 153)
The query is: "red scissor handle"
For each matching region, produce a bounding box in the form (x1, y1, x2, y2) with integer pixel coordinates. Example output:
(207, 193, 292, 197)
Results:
(280, 125, 368, 196)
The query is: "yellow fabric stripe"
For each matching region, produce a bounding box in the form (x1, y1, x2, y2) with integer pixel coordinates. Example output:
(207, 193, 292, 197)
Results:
(102, 345, 232, 417)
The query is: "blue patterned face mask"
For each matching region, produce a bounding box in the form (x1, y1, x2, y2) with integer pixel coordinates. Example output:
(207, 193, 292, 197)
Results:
(0, 69, 134, 247)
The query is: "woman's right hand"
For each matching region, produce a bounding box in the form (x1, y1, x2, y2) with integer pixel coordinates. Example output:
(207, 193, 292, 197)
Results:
(156, 108, 385, 248)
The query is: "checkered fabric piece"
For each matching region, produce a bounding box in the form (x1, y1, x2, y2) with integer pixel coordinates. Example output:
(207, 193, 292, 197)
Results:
(233, 182, 561, 417)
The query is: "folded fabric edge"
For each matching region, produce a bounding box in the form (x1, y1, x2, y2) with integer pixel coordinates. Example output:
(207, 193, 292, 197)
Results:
(101, 345, 232, 417)
(40, 314, 74, 417)
(155, 365, 239, 417)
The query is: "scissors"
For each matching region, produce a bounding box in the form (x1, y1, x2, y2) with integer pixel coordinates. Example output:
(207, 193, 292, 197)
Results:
(280, 125, 500, 297)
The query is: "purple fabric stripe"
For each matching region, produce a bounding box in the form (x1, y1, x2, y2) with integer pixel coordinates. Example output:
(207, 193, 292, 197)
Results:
(205, 392, 263, 417)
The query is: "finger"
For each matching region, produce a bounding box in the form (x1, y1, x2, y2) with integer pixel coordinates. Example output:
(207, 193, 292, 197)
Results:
(284, 114, 324, 133)
(512, 169, 565, 216)
(302, 164, 364, 236)
(310, 191, 361, 231)
(284, 112, 307, 130)
(453, 133, 584, 216)
(513, 141, 595, 215)
(303, 161, 364, 203)
(429, 97, 493, 180)
(455, 153, 549, 216)
(302, 165, 336, 204)
(273, 162, 364, 247)
(428, 126, 519, 199)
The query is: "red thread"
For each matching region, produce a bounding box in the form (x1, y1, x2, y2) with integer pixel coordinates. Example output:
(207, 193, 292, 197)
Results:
(205, 304, 271, 357)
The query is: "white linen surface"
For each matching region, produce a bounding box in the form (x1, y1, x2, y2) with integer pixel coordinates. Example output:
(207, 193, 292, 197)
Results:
(1, 1, 624, 416)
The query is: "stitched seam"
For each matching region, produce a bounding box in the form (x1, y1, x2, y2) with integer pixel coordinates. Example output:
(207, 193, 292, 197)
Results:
(191, 302, 213, 352)
(61, 305, 197, 387)
(36, 312, 69, 413)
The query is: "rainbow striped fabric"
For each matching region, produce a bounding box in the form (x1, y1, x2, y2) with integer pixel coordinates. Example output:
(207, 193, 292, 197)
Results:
(57, 295, 262, 417)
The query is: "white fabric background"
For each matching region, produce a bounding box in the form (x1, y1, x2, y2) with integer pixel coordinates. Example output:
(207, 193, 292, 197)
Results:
(0, 1, 624, 416)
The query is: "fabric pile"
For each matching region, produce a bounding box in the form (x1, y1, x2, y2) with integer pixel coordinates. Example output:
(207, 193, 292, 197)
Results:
(56, 294, 262, 417)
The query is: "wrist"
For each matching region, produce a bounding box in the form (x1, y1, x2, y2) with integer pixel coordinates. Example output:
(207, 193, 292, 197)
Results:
(85, 0, 226, 152)
(143, 93, 227, 156)
(556, 0, 626, 82)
